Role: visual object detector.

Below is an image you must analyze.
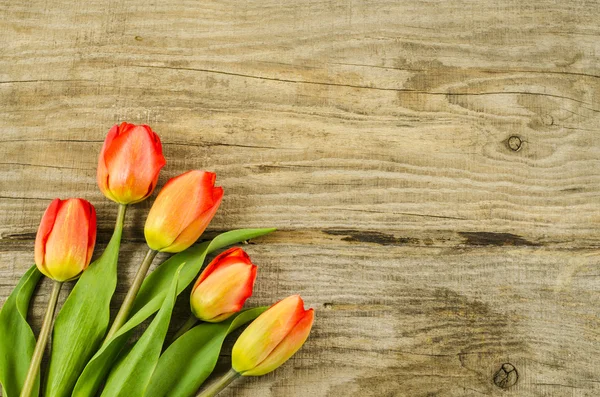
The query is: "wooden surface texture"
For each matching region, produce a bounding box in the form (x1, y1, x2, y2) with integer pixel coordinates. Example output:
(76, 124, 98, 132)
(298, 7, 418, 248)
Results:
(1, 0, 599, 395)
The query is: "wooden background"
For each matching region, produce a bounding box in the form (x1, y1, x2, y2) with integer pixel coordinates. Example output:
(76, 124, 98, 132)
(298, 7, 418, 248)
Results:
(1, 0, 599, 395)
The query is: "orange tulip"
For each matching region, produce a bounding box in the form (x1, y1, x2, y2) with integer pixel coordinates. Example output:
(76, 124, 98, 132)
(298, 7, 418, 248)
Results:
(190, 247, 257, 322)
(34, 198, 97, 282)
(144, 170, 224, 253)
(97, 122, 166, 204)
(232, 295, 314, 376)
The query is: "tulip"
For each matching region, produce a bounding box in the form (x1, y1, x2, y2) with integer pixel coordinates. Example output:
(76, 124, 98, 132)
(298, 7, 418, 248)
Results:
(34, 198, 97, 282)
(97, 122, 166, 205)
(97, 122, 164, 343)
(232, 295, 314, 376)
(21, 198, 97, 397)
(197, 296, 314, 397)
(144, 170, 224, 253)
(190, 247, 257, 322)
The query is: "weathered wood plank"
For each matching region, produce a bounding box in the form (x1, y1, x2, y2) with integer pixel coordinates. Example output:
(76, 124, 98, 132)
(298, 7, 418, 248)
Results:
(1, 0, 599, 395)
(2, 110, 600, 246)
(1, 238, 599, 396)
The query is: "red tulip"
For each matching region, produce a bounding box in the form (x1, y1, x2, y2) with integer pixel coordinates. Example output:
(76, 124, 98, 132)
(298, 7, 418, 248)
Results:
(144, 170, 223, 253)
(190, 247, 257, 322)
(34, 199, 97, 282)
(97, 122, 166, 204)
(232, 295, 314, 376)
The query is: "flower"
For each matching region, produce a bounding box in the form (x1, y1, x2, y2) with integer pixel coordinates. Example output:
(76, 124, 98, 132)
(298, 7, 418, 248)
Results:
(34, 198, 97, 282)
(190, 247, 257, 322)
(144, 170, 224, 253)
(97, 122, 166, 204)
(232, 295, 314, 376)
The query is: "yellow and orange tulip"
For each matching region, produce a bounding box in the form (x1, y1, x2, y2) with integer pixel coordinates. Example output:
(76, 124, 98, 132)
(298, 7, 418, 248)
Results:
(232, 295, 314, 376)
(97, 122, 166, 204)
(190, 247, 257, 322)
(34, 198, 97, 282)
(144, 170, 223, 253)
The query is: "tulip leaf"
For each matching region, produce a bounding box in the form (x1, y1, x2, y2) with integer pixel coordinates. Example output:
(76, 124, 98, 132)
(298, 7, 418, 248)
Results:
(44, 213, 125, 397)
(145, 307, 266, 397)
(73, 228, 275, 397)
(0, 265, 43, 397)
(101, 265, 182, 397)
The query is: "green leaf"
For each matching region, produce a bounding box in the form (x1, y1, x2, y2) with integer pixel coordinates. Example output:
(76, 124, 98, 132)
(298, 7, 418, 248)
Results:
(101, 265, 182, 397)
(146, 307, 266, 397)
(73, 228, 275, 397)
(0, 265, 43, 397)
(44, 212, 125, 397)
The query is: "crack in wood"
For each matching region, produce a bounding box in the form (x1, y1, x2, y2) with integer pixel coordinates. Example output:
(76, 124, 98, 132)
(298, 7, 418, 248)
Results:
(459, 232, 539, 247)
(323, 229, 418, 246)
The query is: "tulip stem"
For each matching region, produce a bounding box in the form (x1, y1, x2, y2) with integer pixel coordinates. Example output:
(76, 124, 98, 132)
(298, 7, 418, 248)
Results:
(196, 368, 240, 397)
(115, 204, 127, 234)
(104, 247, 157, 342)
(170, 314, 198, 343)
(20, 280, 63, 397)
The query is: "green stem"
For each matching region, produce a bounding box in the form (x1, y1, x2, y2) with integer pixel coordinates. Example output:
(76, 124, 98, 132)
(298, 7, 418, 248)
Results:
(196, 368, 240, 397)
(20, 280, 63, 397)
(104, 246, 157, 342)
(114, 204, 127, 239)
(170, 314, 199, 344)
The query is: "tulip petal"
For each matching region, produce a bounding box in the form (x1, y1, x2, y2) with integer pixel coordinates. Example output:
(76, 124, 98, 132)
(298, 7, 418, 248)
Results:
(174, 172, 219, 231)
(232, 295, 305, 373)
(84, 200, 97, 266)
(242, 308, 314, 376)
(34, 198, 61, 278)
(137, 146, 166, 205)
(144, 171, 204, 250)
(162, 185, 223, 253)
(97, 125, 120, 203)
(132, 126, 166, 204)
(193, 247, 248, 289)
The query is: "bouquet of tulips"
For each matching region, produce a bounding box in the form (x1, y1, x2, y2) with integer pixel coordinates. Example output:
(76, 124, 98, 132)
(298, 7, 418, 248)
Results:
(0, 123, 314, 397)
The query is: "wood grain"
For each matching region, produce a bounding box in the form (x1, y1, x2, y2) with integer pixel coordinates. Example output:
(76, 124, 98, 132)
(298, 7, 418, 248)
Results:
(1, 0, 599, 395)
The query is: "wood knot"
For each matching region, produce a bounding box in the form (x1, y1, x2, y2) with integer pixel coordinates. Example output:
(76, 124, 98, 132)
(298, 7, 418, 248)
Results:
(506, 136, 522, 152)
(493, 363, 518, 389)
(541, 114, 554, 126)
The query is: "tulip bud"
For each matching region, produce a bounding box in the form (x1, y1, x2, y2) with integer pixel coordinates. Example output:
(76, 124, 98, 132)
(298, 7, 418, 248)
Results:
(190, 247, 257, 322)
(144, 170, 223, 253)
(97, 122, 166, 204)
(232, 295, 314, 376)
(34, 198, 97, 282)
